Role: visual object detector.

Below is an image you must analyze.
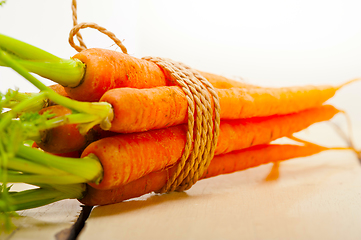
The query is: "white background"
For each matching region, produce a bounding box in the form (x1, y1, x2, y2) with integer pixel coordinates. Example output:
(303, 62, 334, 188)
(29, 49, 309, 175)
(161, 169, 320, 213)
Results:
(1, 0, 361, 121)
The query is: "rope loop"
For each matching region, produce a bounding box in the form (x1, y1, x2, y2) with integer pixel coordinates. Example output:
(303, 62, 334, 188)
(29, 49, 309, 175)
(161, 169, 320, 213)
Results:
(70, 0, 127, 54)
(69, 22, 128, 54)
(143, 56, 221, 192)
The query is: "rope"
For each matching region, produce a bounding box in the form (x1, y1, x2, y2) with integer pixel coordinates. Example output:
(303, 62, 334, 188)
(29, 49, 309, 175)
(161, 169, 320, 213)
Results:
(71, 0, 87, 50)
(69, 0, 128, 54)
(143, 57, 221, 192)
(69, 0, 221, 192)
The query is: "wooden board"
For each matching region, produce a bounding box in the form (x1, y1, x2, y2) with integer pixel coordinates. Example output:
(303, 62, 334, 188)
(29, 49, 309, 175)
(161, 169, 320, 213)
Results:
(78, 150, 361, 240)
(0, 184, 81, 240)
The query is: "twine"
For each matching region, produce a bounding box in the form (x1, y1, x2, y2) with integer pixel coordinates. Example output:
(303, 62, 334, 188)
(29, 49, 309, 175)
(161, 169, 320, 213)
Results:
(69, 0, 220, 192)
(143, 57, 221, 192)
(69, 0, 128, 54)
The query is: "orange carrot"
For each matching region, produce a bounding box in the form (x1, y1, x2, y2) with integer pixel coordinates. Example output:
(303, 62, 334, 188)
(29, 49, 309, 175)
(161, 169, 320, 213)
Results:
(66, 48, 172, 102)
(36, 105, 118, 154)
(36, 105, 90, 153)
(82, 105, 339, 190)
(101, 85, 341, 133)
(217, 85, 338, 119)
(80, 142, 329, 206)
(65, 49, 261, 102)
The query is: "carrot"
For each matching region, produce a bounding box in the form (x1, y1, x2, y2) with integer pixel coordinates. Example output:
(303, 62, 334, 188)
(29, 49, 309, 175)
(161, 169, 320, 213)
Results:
(36, 105, 118, 154)
(36, 105, 90, 153)
(80, 142, 329, 206)
(101, 84, 341, 133)
(82, 105, 339, 190)
(65, 49, 264, 102)
(66, 48, 350, 104)
(64, 48, 172, 102)
(217, 85, 339, 119)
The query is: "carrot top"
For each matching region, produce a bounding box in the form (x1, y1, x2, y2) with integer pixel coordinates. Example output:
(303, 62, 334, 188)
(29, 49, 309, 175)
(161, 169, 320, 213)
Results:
(0, 48, 114, 135)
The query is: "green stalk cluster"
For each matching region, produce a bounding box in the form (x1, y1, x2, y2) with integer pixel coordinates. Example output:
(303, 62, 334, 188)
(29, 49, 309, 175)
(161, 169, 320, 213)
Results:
(0, 34, 117, 227)
(0, 89, 104, 214)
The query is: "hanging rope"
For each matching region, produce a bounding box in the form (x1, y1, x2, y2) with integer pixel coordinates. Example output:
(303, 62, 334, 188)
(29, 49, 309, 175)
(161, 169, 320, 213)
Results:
(69, 0, 128, 54)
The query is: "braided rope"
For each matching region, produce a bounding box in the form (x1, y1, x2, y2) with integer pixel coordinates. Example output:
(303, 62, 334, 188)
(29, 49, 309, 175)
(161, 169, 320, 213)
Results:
(69, 0, 128, 54)
(143, 57, 221, 192)
(71, 0, 87, 50)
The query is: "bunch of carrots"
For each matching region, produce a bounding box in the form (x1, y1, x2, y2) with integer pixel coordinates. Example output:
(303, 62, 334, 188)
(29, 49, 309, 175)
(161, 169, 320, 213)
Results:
(0, 33, 359, 226)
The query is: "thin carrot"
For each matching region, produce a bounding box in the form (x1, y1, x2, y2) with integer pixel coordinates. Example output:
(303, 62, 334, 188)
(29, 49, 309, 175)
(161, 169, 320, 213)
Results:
(101, 84, 343, 133)
(82, 105, 339, 190)
(80, 142, 330, 206)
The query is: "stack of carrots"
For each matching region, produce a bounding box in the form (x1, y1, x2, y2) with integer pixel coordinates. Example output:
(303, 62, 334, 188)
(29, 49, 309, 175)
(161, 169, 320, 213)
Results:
(0, 33, 358, 215)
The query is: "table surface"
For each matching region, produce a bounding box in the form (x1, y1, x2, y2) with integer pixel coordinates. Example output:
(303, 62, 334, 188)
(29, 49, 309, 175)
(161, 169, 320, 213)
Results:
(2, 123, 361, 240)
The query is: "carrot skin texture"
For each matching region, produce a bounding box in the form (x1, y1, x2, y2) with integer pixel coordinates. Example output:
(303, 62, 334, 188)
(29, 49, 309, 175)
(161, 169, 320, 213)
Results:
(102, 85, 338, 134)
(102, 87, 188, 133)
(66, 49, 172, 102)
(80, 143, 328, 206)
(82, 105, 338, 190)
(82, 126, 187, 190)
(220, 86, 337, 119)
(215, 105, 338, 155)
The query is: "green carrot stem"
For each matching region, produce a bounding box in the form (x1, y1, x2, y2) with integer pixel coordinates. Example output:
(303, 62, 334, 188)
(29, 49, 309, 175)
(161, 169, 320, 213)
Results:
(12, 198, 63, 211)
(0, 49, 113, 133)
(6, 184, 85, 211)
(0, 92, 47, 132)
(0, 50, 49, 91)
(6, 173, 88, 185)
(2, 58, 85, 87)
(0, 34, 85, 87)
(9, 188, 68, 204)
(2, 90, 47, 113)
(0, 34, 60, 61)
(45, 91, 114, 133)
(6, 157, 66, 175)
(16, 145, 103, 184)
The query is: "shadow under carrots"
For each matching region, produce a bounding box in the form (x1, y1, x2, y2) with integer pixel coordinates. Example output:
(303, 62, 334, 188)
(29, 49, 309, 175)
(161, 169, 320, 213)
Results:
(89, 191, 192, 218)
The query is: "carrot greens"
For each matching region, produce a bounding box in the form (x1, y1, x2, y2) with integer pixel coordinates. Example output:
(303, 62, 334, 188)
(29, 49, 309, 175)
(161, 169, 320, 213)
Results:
(0, 48, 114, 134)
(0, 34, 85, 87)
